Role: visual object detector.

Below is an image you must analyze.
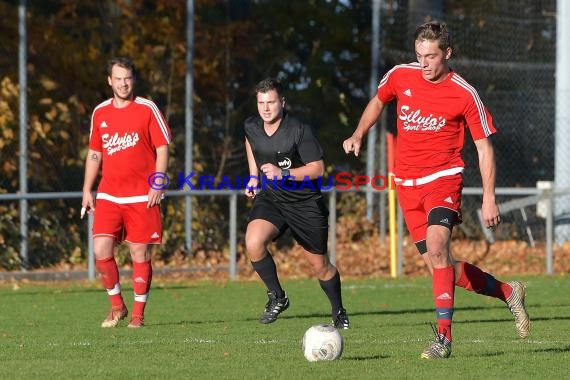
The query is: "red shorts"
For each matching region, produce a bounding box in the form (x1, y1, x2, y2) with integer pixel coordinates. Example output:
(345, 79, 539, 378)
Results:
(92, 199, 163, 244)
(396, 174, 463, 245)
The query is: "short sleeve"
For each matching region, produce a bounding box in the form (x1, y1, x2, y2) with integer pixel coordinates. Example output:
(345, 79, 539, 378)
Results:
(297, 124, 324, 163)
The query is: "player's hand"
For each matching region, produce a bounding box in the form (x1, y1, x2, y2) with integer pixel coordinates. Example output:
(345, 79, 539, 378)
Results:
(147, 189, 165, 208)
(481, 199, 501, 230)
(343, 135, 363, 157)
(81, 192, 95, 219)
(260, 163, 281, 179)
(245, 177, 259, 199)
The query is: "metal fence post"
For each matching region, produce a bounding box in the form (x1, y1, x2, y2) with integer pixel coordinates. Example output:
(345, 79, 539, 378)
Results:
(397, 201, 404, 276)
(18, 0, 28, 271)
(545, 188, 554, 274)
(229, 192, 237, 280)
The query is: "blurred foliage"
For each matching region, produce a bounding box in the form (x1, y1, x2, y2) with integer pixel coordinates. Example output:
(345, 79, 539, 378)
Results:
(0, 0, 557, 269)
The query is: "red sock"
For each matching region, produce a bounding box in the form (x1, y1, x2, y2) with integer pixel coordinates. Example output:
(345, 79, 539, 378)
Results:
(95, 257, 124, 309)
(433, 266, 455, 342)
(456, 261, 511, 301)
(132, 260, 153, 317)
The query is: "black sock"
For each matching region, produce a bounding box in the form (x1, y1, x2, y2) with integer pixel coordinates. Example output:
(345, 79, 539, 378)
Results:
(251, 253, 285, 298)
(319, 270, 343, 316)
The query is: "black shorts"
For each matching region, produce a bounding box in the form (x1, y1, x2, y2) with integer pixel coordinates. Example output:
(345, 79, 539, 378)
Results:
(248, 193, 329, 254)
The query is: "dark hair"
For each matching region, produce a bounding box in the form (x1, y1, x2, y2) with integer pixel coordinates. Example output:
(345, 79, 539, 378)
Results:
(414, 21, 452, 51)
(106, 56, 137, 78)
(255, 78, 284, 98)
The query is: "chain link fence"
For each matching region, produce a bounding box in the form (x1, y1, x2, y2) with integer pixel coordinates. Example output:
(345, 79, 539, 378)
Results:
(0, 0, 564, 270)
(379, 0, 559, 242)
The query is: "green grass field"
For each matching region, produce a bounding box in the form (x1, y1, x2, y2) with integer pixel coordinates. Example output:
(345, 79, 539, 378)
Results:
(0, 275, 568, 379)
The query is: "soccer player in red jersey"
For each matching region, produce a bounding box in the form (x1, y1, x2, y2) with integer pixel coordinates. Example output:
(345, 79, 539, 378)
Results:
(343, 22, 530, 358)
(82, 56, 172, 328)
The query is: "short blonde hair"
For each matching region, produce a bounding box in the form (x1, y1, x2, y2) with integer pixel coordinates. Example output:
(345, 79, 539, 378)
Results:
(414, 21, 452, 52)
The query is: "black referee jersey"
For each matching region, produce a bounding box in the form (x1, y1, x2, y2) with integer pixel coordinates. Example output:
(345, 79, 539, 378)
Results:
(244, 111, 324, 203)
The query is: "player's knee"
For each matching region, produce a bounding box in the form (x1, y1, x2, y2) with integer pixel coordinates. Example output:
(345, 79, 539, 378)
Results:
(426, 237, 445, 253)
(245, 236, 267, 257)
(129, 244, 150, 262)
(93, 243, 114, 260)
(312, 259, 335, 279)
(312, 264, 328, 279)
(426, 225, 452, 259)
(425, 242, 451, 267)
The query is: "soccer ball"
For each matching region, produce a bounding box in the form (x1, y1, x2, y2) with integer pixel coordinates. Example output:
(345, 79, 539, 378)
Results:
(302, 324, 344, 362)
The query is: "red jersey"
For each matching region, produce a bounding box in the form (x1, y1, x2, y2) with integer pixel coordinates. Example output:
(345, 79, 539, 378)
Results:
(377, 63, 496, 183)
(89, 96, 172, 202)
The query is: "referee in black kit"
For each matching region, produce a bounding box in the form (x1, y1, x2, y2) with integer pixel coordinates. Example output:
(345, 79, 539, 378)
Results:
(243, 78, 349, 329)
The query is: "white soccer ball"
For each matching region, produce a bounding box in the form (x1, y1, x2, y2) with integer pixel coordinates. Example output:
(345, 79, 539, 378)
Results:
(302, 324, 344, 362)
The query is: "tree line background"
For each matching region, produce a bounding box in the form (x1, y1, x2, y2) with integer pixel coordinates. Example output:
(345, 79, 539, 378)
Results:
(0, 0, 557, 270)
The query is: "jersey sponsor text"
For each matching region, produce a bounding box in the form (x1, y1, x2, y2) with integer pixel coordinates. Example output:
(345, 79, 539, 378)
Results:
(102, 131, 140, 155)
(399, 105, 446, 132)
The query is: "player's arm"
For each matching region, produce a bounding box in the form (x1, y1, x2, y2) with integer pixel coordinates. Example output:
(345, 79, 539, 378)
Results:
(82, 149, 102, 215)
(343, 96, 386, 157)
(289, 159, 325, 180)
(260, 159, 324, 181)
(147, 144, 169, 208)
(244, 138, 259, 198)
(474, 137, 501, 229)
